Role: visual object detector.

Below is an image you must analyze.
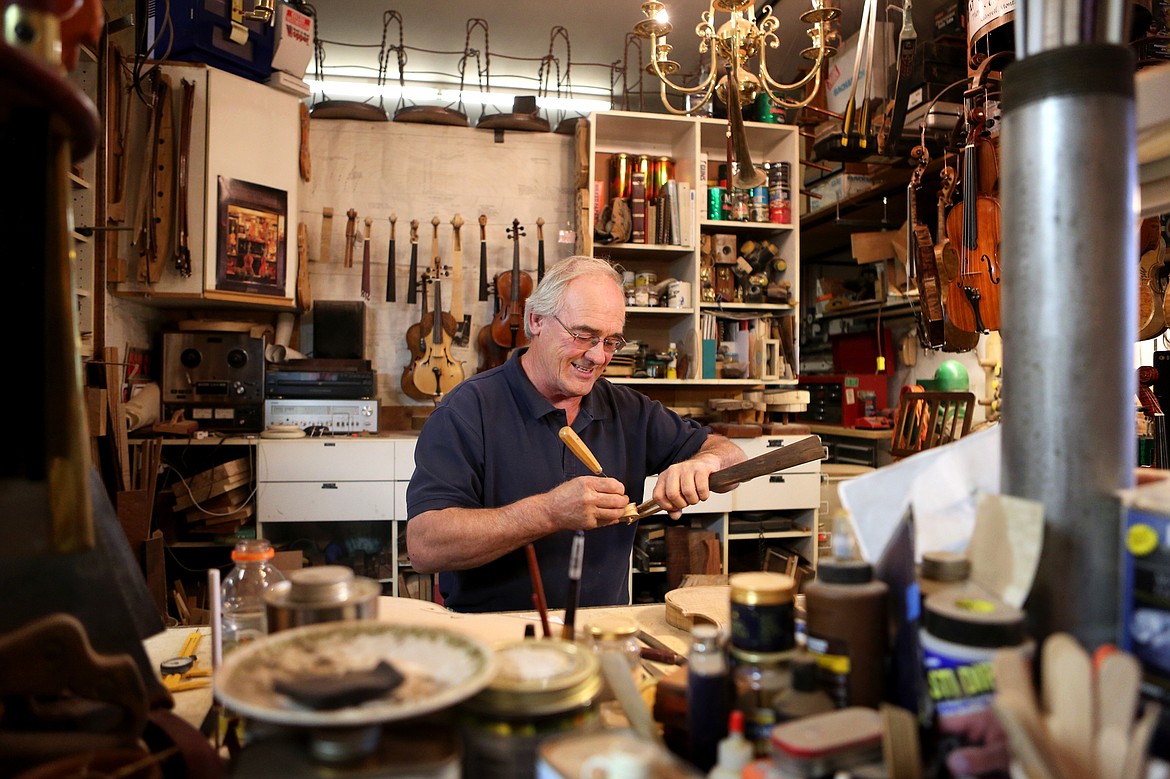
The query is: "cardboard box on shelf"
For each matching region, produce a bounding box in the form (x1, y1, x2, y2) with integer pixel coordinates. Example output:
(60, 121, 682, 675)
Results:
(823, 22, 895, 116)
(807, 173, 876, 213)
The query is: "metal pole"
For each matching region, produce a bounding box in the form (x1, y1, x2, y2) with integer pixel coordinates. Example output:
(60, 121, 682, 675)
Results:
(1000, 43, 1137, 649)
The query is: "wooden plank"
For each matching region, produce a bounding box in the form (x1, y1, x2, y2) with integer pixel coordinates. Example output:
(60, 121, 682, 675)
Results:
(172, 471, 251, 510)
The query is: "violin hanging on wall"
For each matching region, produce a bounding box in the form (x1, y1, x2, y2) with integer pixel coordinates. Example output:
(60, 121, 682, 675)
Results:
(944, 107, 1002, 334)
(934, 159, 979, 353)
(907, 142, 945, 349)
(402, 218, 463, 400)
(411, 272, 465, 399)
(491, 219, 532, 349)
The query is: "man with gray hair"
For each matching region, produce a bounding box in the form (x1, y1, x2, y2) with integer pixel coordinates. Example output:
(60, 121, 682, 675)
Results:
(406, 255, 744, 612)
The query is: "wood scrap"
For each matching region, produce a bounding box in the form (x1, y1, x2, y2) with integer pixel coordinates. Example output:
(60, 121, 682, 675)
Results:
(103, 346, 130, 491)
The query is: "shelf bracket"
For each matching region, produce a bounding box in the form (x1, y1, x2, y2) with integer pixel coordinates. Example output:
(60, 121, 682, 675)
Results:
(832, 195, 901, 230)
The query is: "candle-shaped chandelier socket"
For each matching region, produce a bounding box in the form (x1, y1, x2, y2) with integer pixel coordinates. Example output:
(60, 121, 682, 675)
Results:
(635, 1, 673, 38)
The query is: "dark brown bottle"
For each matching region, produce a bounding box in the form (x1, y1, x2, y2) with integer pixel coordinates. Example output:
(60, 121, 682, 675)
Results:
(803, 558, 889, 708)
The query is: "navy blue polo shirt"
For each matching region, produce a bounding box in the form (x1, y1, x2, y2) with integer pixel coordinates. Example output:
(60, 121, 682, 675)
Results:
(406, 348, 709, 612)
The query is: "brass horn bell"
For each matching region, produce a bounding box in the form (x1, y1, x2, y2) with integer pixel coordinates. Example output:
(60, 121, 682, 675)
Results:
(723, 72, 767, 190)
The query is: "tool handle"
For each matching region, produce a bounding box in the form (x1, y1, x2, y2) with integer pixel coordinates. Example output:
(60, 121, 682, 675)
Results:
(559, 426, 605, 476)
(629, 435, 824, 522)
(709, 435, 824, 492)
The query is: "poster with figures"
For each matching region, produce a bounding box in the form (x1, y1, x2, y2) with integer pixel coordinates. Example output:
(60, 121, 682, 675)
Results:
(216, 176, 288, 297)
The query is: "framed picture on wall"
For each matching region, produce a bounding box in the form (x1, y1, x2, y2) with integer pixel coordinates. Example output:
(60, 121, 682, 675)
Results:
(215, 176, 287, 297)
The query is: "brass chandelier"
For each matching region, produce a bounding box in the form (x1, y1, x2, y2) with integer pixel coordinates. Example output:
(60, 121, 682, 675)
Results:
(632, 0, 841, 115)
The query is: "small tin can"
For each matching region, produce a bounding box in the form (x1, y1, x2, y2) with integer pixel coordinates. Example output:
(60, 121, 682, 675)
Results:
(636, 154, 654, 198)
(653, 155, 674, 195)
(263, 565, 380, 633)
(610, 153, 633, 199)
(635, 271, 657, 289)
(730, 571, 797, 654)
(708, 186, 726, 220)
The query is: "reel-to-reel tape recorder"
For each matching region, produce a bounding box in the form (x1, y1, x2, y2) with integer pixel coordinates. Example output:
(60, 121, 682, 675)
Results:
(161, 331, 266, 432)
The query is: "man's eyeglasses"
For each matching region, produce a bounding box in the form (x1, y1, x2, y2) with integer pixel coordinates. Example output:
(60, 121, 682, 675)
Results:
(552, 315, 627, 353)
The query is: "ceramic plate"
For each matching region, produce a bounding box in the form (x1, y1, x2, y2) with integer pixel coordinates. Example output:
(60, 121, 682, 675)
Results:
(214, 620, 495, 727)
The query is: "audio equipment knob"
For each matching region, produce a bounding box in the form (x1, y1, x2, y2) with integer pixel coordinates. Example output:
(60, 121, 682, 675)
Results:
(232, 381, 246, 396)
(227, 348, 249, 369)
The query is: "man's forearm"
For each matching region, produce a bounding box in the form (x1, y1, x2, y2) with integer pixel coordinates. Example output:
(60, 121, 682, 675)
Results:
(405, 497, 555, 573)
(697, 433, 746, 471)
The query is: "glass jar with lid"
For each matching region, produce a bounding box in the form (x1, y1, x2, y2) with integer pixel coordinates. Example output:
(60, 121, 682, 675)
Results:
(458, 639, 603, 779)
(585, 615, 641, 670)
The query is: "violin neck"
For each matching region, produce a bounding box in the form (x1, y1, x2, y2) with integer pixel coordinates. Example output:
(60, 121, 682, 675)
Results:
(963, 140, 977, 250)
(511, 240, 521, 300)
(432, 280, 443, 345)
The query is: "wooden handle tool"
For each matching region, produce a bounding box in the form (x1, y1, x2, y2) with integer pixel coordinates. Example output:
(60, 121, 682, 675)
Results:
(630, 434, 824, 522)
(559, 426, 605, 476)
(558, 426, 638, 521)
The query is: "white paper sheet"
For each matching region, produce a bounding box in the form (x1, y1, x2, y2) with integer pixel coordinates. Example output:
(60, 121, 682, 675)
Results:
(840, 425, 1002, 565)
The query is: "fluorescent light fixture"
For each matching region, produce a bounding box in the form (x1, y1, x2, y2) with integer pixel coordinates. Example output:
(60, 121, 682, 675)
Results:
(306, 79, 611, 114)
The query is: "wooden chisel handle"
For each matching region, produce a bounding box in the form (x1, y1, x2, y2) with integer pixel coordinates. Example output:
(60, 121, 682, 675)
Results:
(559, 426, 605, 476)
(633, 435, 825, 520)
(709, 435, 824, 492)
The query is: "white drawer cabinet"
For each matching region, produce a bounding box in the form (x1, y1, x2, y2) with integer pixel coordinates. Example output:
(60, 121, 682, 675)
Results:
(256, 436, 417, 595)
(258, 481, 396, 523)
(728, 435, 822, 512)
(257, 439, 397, 522)
(723, 435, 823, 583)
(258, 439, 397, 483)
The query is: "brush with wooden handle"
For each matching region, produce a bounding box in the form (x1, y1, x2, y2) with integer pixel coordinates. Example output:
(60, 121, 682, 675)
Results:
(558, 426, 639, 521)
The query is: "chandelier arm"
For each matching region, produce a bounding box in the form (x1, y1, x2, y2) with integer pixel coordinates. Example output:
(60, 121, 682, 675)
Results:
(764, 66, 822, 110)
(758, 51, 824, 94)
(647, 33, 719, 95)
(658, 78, 714, 115)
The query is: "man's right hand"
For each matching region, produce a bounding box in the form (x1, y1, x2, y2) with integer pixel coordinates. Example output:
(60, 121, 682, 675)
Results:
(540, 476, 631, 531)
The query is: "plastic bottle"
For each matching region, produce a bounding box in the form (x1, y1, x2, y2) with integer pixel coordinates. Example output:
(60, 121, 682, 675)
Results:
(666, 342, 679, 379)
(221, 538, 285, 651)
(803, 557, 889, 708)
(707, 710, 753, 779)
(687, 623, 733, 773)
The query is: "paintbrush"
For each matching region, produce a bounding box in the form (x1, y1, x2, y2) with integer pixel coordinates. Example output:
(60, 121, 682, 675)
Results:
(561, 530, 585, 640)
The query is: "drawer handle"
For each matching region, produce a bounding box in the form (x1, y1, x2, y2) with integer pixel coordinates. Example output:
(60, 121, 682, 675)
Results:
(321, 483, 338, 489)
(767, 440, 784, 448)
(769, 475, 786, 483)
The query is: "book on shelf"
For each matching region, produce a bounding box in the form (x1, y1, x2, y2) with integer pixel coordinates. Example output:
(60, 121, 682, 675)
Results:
(678, 181, 693, 247)
(630, 172, 646, 243)
(663, 179, 682, 246)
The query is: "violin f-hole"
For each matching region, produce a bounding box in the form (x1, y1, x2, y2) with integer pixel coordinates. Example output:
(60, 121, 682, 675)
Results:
(980, 253, 1001, 285)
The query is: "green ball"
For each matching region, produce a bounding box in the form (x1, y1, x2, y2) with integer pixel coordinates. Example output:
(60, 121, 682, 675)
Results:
(934, 359, 969, 391)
